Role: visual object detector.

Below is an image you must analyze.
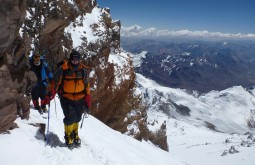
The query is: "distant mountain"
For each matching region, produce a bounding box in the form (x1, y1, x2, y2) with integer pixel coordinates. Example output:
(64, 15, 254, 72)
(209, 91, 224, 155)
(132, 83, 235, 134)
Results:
(124, 38, 255, 93)
(136, 73, 255, 134)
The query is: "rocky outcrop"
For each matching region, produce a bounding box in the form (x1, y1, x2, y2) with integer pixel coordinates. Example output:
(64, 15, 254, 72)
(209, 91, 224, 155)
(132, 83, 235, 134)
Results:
(91, 56, 141, 132)
(0, 0, 146, 137)
(0, 0, 36, 133)
(0, 0, 167, 151)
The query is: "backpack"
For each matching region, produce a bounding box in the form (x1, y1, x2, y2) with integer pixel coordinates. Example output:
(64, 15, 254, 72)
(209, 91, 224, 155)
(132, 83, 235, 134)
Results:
(57, 60, 90, 98)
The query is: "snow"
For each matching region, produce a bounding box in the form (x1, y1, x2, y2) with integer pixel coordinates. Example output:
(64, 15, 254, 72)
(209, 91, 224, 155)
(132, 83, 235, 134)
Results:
(136, 73, 255, 134)
(136, 73, 255, 165)
(9, 2, 255, 165)
(130, 51, 147, 68)
(0, 98, 183, 165)
(64, 7, 107, 48)
(148, 110, 255, 165)
(2, 73, 253, 165)
(166, 117, 255, 165)
(108, 52, 131, 85)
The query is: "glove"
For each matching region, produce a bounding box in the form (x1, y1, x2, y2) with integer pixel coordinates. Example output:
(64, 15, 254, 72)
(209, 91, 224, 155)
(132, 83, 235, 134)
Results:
(83, 94, 91, 109)
(45, 96, 50, 105)
(48, 89, 56, 100)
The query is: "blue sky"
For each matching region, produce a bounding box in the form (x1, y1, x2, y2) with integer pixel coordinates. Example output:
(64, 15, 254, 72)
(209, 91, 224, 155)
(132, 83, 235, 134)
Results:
(97, 0, 255, 34)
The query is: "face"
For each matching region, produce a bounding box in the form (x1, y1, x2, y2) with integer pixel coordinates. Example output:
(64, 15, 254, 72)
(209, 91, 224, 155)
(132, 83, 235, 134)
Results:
(33, 54, 40, 65)
(71, 57, 80, 65)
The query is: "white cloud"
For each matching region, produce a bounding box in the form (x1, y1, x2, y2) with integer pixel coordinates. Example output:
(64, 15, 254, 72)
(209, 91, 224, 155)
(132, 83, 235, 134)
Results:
(121, 25, 255, 39)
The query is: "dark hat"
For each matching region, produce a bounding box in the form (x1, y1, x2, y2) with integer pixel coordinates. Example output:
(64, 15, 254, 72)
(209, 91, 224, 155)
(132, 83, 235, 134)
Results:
(69, 50, 81, 60)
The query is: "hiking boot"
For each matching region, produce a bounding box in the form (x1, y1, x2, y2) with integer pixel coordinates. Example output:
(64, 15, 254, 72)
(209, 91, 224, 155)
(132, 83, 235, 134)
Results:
(33, 99, 42, 114)
(41, 107, 47, 113)
(73, 132, 81, 146)
(72, 122, 81, 146)
(74, 137, 81, 146)
(35, 106, 43, 114)
(64, 124, 75, 149)
(64, 134, 74, 149)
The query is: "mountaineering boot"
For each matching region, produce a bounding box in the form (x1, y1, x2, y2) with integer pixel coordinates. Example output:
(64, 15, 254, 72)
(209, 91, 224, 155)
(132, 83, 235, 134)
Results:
(64, 124, 75, 149)
(73, 122, 81, 147)
(41, 99, 47, 113)
(41, 107, 47, 113)
(32, 99, 42, 114)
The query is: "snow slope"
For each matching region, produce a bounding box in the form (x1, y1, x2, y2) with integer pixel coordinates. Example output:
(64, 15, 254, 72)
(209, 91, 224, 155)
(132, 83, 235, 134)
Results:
(0, 99, 184, 165)
(136, 73, 255, 134)
(1, 75, 255, 165)
(147, 110, 255, 165)
(136, 73, 255, 165)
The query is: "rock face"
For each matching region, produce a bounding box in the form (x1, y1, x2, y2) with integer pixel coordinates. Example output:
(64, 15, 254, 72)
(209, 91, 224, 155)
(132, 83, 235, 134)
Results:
(0, 0, 145, 136)
(0, 0, 35, 133)
(0, 0, 168, 151)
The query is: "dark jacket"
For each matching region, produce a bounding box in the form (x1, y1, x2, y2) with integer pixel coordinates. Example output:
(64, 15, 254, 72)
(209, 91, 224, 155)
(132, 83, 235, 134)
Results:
(29, 57, 53, 86)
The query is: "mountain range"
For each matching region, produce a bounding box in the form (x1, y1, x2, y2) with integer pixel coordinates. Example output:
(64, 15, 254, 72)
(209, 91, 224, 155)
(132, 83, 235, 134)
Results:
(123, 37, 255, 92)
(1, 1, 255, 164)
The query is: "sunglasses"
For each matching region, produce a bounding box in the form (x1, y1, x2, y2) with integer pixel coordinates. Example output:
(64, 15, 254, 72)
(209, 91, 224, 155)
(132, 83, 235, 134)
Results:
(33, 55, 40, 59)
(71, 57, 80, 61)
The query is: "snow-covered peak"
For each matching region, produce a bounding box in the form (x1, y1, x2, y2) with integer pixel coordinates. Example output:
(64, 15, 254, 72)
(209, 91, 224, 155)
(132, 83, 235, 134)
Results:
(136, 73, 255, 134)
(64, 6, 107, 48)
(129, 51, 147, 67)
(135, 73, 255, 164)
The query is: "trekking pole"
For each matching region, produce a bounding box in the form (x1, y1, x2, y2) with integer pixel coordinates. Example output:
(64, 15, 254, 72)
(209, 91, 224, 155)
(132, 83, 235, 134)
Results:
(46, 102, 50, 145)
(80, 107, 89, 129)
(80, 112, 86, 129)
(54, 97, 57, 117)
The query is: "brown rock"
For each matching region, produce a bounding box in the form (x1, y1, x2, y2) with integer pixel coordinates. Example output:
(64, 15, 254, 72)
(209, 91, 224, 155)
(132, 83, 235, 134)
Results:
(0, 102, 18, 133)
(0, 0, 29, 133)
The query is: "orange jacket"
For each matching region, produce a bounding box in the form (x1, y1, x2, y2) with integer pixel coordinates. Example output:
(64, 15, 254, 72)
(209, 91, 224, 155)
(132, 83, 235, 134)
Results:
(52, 61, 90, 100)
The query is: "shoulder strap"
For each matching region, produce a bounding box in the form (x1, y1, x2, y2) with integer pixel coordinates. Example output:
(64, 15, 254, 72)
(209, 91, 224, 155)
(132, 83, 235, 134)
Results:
(81, 65, 90, 84)
(42, 60, 48, 67)
(62, 60, 69, 70)
(61, 60, 69, 77)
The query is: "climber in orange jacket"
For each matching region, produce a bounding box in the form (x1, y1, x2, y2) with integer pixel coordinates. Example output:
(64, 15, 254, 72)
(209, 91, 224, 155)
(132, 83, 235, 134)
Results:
(48, 50, 91, 149)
